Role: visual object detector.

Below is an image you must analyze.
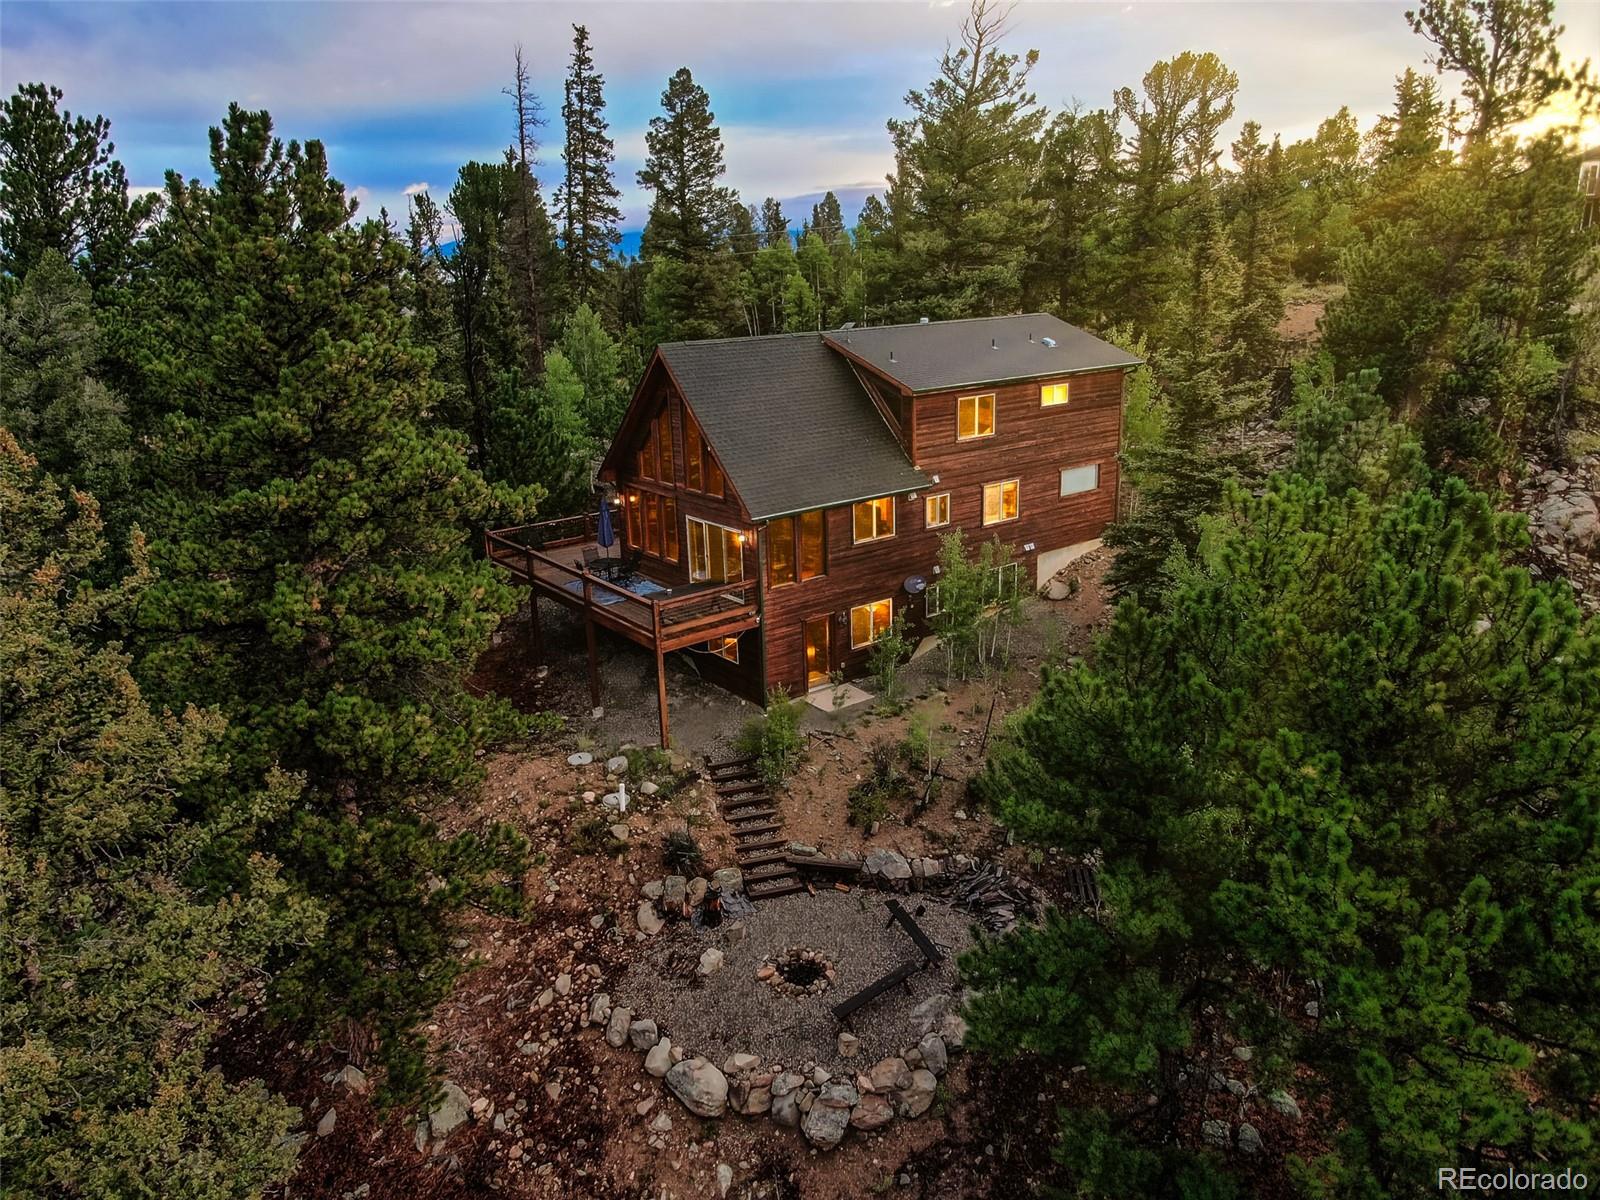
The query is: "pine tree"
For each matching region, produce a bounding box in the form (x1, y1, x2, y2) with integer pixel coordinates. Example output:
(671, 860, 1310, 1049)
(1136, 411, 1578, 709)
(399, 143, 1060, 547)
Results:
(504, 48, 566, 363)
(1105, 188, 1260, 601)
(0, 430, 319, 1197)
(1025, 105, 1118, 322)
(808, 191, 846, 246)
(1407, 0, 1598, 144)
(637, 68, 743, 342)
(118, 106, 529, 1099)
(557, 25, 622, 308)
(0, 82, 152, 294)
(968, 436, 1600, 1197)
(489, 351, 592, 515)
(0, 249, 130, 505)
(638, 67, 737, 257)
(558, 301, 626, 440)
(1223, 121, 1290, 383)
(759, 196, 790, 250)
(1108, 52, 1240, 336)
(882, 0, 1047, 319)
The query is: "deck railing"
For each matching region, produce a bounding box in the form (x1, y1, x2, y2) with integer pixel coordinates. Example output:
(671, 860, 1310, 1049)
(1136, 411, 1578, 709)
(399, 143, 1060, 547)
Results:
(486, 517, 757, 649)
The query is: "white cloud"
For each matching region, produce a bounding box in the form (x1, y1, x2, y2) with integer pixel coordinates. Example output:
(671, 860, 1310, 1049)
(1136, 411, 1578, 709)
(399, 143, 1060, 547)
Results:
(402, 181, 431, 196)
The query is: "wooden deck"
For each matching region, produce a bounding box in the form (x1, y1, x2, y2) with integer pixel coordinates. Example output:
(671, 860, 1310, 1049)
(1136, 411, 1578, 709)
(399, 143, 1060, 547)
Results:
(485, 513, 760, 747)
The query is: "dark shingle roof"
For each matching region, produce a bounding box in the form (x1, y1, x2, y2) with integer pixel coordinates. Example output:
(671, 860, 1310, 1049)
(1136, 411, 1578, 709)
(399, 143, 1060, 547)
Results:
(658, 334, 927, 521)
(824, 313, 1141, 394)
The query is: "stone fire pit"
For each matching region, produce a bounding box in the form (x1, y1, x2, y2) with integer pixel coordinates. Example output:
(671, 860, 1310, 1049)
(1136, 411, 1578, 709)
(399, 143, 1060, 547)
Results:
(758, 946, 837, 997)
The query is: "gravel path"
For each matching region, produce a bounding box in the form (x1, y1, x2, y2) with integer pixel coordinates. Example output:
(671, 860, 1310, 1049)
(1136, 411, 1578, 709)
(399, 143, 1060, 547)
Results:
(614, 890, 974, 1072)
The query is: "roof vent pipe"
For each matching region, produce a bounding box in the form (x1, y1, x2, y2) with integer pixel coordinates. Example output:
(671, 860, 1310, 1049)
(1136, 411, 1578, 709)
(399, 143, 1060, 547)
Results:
(1028, 331, 1034, 342)
(919, 316, 929, 324)
(889, 350, 896, 362)
(991, 337, 997, 350)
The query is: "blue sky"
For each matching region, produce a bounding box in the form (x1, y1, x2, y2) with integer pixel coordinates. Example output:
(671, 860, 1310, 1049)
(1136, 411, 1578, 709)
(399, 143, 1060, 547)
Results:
(3, 1, 1596, 232)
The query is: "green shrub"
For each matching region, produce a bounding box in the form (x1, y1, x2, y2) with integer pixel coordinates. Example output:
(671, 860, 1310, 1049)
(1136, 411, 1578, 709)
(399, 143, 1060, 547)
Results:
(570, 815, 626, 856)
(663, 829, 704, 874)
(848, 741, 905, 827)
(866, 610, 913, 712)
(735, 688, 806, 787)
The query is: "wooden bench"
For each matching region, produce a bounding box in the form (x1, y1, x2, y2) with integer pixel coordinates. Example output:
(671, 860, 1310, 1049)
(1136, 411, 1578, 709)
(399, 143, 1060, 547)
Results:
(831, 960, 924, 1025)
(787, 854, 864, 878)
(885, 898, 944, 965)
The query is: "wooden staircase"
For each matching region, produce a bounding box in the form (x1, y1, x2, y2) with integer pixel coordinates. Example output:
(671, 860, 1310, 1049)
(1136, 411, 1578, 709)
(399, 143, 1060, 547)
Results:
(706, 754, 804, 900)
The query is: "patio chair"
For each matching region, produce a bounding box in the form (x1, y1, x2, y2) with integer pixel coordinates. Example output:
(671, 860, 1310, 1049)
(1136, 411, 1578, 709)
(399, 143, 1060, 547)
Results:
(581, 546, 602, 575)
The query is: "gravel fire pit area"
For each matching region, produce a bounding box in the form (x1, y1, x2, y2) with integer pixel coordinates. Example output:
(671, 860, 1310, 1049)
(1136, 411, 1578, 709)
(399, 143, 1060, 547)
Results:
(614, 890, 973, 1072)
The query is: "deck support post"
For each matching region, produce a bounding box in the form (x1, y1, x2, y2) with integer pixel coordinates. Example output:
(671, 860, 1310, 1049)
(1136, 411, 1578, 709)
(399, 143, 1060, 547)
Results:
(582, 574, 601, 709)
(652, 601, 670, 749)
(527, 591, 543, 661)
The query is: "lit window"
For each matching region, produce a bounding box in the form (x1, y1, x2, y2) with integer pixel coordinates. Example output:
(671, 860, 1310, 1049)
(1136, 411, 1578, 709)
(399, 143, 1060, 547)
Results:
(688, 518, 741, 582)
(958, 394, 996, 439)
(769, 517, 795, 586)
(798, 510, 824, 580)
(703, 635, 739, 663)
(982, 479, 1020, 525)
(1060, 463, 1100, 496)
(1041, 381, 1070, 407)
(850, 598, 893, 648)
(768, 510, 825, 586)
(852, 496, 896, 543)
(925, 492, 950, 528)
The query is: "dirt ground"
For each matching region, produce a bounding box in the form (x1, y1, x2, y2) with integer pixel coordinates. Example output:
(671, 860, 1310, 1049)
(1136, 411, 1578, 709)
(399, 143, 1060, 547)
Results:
(245, 557, 1143, 1200)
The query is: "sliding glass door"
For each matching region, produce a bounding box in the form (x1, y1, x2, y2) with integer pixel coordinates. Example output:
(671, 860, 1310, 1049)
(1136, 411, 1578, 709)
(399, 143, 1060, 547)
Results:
(686, 517, 742, 583)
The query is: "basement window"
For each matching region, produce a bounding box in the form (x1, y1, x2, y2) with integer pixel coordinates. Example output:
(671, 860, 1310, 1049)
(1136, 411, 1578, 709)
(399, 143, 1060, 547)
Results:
(850, 598, 893, 648)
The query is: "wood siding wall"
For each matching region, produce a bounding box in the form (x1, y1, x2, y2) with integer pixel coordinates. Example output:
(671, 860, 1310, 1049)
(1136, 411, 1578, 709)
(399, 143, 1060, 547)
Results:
(759, 367, 1125, 696)
(610, 371, 764, 699)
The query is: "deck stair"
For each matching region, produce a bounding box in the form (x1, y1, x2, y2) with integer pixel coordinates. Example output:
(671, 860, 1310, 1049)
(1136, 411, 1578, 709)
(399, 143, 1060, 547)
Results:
(705, 754, 804, 900)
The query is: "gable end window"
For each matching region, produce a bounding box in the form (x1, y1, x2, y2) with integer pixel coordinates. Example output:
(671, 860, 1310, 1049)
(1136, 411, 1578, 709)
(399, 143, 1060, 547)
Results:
(982, 479, 1020, 526)
(925, 492, 950, 528)
(852, 496, 896, 543)
(849, 598, 893, 649)
(1041, 381, 1070, 407)
(1060, 463, 1100, 496)
(957, 393, 996, 440)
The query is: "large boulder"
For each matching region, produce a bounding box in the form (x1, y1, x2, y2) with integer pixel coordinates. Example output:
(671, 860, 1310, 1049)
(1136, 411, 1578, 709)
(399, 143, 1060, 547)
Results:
(711, 866, 744, 894)
(801, 1100, 851, 1149)
(849, 1092, 895, 1131)
(895, 1069, 938, 1118)
(663, 875, 688, 908)
(644, 1038, 673, 1078)
(732, 1072, 774, 1116)
(1238, 1123, 1264, 1155)
(636, 902, 663, 935)
(1537, 491, 1600, 551)
(866, 1057, 911, 1093)
(917, 1033, 948, 1076)
(770, 1089, 800, 1128)
(665, 1057, 728, 1118)
(910, 992, 952, 1033)
(1264, 1089, 1302, 1121)
(605, 1005, 633, 1048)
(428, 1081, 471, 1139)
(628, 1018, 659, 1051)
(586, 992, 611, 1026)
(863, 848, 912, 882)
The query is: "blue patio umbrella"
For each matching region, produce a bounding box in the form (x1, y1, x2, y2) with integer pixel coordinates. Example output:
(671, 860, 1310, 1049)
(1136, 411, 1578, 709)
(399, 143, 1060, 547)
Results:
(596, 497, 617, 548)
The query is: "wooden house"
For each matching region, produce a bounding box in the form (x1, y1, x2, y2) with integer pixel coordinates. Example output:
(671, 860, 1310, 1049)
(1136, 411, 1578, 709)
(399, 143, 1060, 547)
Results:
(487, 313, 1140, 745)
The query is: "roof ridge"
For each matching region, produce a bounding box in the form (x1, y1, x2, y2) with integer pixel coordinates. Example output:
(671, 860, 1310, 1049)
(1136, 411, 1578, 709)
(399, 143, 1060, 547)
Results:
(825, 312, 1059, 335)
(660, 331, 824, 349)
